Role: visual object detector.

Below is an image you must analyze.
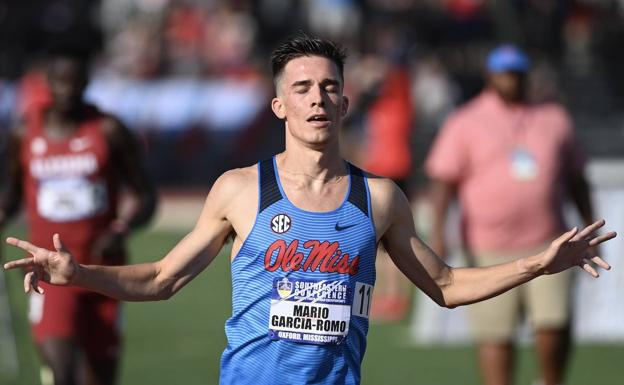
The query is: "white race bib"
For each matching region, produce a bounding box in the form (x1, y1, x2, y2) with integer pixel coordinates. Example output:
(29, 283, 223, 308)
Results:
(268, 278, 353, 345)
(37, 177, 108, 222)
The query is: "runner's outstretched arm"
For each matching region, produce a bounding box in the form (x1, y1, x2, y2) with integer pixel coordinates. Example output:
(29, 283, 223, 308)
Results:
(380, 184, 616, 308)
(3, 170, 241, 301)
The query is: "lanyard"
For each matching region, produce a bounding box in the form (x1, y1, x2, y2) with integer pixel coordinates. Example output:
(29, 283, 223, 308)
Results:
(505, 107, 539, 180)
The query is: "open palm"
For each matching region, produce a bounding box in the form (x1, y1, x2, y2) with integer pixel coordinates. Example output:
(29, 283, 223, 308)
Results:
(540, 219, 616, 277)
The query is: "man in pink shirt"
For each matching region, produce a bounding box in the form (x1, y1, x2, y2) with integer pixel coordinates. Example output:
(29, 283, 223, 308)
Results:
(426, 45, 595, 385)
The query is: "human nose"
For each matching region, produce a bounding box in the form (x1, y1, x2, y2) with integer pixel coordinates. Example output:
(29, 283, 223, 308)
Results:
(310, 85, 325, 107)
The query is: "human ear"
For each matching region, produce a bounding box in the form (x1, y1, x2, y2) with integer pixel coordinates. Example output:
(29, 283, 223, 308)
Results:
(271, 97, 286, 120)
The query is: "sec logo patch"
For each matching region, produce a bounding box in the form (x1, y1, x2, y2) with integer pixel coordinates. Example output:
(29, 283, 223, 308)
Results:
(271, 214, 291, 234)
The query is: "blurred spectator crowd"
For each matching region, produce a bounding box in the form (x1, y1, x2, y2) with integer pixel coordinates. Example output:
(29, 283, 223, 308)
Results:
(0, 0, 623, 186)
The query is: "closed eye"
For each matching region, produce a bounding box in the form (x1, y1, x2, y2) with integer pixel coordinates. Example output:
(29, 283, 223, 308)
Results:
(291, 80, 312, 94)
(321, 79, 340, 93)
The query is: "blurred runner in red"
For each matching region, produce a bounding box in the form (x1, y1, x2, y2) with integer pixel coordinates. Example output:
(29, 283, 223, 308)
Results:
(0, 45, 156, 385)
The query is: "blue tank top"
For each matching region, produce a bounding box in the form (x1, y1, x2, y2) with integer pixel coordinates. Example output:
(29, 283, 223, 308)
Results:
(219, 157, 377, 385)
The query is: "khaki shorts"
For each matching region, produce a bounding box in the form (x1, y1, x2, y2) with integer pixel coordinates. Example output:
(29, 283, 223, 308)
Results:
(466, 244, 573, 342)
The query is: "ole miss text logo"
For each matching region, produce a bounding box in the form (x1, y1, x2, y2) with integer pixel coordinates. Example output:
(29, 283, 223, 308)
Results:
(264, 239, 359, 275)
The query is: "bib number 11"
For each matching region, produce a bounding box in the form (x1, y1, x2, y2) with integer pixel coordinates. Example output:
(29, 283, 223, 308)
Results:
(352, 282, 373, 318)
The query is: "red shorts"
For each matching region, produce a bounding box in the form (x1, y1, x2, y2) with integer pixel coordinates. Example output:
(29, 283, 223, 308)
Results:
(29, 283, 122, 359)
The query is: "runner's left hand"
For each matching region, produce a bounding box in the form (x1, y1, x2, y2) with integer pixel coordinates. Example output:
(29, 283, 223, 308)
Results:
(538, 219, 616, 277)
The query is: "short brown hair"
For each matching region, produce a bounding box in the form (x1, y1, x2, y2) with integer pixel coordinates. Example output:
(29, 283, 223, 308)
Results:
(270, 33, 347, 84)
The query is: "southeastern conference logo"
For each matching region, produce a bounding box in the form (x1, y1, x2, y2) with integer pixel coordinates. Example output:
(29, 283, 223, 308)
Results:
(271, 214, 291, 234)
(276, 277, 293, 298)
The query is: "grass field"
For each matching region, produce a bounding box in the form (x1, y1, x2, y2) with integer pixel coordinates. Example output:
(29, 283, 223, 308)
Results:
(1, 227, 622, 385)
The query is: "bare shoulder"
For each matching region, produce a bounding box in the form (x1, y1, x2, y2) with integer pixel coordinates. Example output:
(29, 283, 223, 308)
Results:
(98, 114, 143, 154)
(213, 165, 257, 196)
(205, 164, 258, 215)
(364, 173, 408, 238)
(365, 174, 399, 203)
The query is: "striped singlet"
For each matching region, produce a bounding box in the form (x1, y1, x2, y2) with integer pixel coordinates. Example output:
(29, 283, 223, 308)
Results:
(220, 157, 377, 385)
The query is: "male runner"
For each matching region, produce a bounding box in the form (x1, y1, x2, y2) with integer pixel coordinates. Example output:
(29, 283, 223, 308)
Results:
(3, 35, 616, 385)
(0, 47, 156, 385)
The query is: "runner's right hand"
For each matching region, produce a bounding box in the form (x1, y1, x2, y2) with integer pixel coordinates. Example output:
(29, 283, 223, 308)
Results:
(3, 233, 78, 293)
